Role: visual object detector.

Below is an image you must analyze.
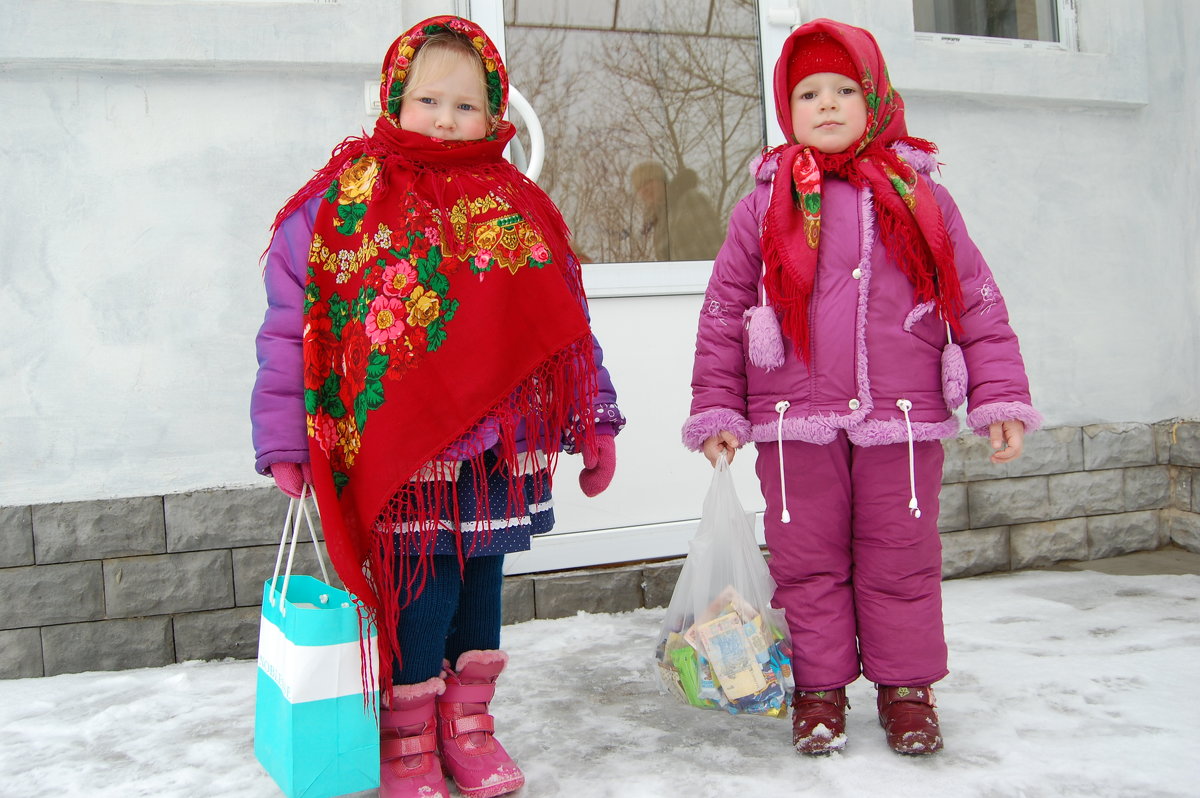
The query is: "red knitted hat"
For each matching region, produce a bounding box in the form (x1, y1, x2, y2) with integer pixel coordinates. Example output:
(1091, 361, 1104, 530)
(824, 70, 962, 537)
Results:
(786, 32, 859, 91)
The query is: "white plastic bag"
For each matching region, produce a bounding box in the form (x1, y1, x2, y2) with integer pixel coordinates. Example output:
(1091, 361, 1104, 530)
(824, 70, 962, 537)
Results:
(654, 456, 794, 717)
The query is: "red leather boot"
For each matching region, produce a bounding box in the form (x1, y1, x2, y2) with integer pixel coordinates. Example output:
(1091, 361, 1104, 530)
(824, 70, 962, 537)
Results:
(437, 651, 524, 798)
(877, 685, 944, 755)
(791, 688, 849, 754)
(379, 677, 450, 798)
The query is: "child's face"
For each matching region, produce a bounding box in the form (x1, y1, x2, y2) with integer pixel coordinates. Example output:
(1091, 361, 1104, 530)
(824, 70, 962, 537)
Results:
(788, 72, 868, 154)
(398, 52, 489, 141)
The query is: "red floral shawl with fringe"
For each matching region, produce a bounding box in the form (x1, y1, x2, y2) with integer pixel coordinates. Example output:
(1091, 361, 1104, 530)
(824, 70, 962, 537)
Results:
(763, 19, 964, 362)
(269, 16, 598, 693)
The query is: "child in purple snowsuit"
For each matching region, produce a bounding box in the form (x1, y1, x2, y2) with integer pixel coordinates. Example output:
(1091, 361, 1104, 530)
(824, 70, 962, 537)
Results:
(682, 18, 1040, 756)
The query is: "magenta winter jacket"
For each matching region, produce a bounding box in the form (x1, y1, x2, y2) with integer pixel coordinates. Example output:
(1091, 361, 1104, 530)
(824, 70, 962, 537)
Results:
(252, 196, 624, 476)
(683, 150, 1040, 451)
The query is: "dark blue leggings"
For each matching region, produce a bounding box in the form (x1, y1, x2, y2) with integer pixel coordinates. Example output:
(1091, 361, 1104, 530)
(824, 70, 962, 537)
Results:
(393, 555, 504, 685)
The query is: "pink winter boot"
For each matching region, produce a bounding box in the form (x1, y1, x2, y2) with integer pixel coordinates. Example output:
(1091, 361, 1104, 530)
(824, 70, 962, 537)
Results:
(437, 650, 524, 798)
(380, 677, 450, 798)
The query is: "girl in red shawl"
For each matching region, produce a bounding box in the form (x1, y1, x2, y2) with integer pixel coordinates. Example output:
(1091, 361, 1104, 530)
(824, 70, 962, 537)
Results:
(683, 19, 1040, 756)
(251, 16, 623, 798)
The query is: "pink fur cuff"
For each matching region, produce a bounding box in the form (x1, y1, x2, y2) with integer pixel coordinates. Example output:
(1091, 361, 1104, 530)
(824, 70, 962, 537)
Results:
(454, 650, 507, 671)
(682, 408, 752, 452)
(967, 402, 1044, 437)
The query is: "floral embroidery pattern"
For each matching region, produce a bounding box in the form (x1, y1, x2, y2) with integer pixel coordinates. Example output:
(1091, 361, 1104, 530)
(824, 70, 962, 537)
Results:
(792, 149, 822, 249)
(883, 163, 919, 211)
(858, 66, 897, 150)
(305, 183, 461, 489)
(383, 18, 505, 122)
(305, 175, 554, 492)
(441, 195, 554, 276)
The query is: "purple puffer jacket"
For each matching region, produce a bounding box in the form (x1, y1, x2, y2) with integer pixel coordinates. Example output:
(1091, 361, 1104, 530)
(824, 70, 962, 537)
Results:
(683, 149, 1040, 451)
(252, 196, 624, 476)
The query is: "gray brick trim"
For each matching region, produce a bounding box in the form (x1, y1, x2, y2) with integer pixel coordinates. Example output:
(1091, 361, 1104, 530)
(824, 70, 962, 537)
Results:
(501, 577, 534, 626)
(1168, 421, 1200, 467)
(0, 628, 43, 679)
(533, 566, 644, 620)
(968, 475, 1051, 528)
(2, 562, 105, 629)
(1048, 469, 1125, 519)
(1083, 423, 1157, 470)
(941, 527, 1009, 579)
(1087, 512, 1164, 559)
(174, 607, 261, 662)
(937, 482, 969, 532)
(1010, 518, 1089, 570)
(32, 497, 165, 564)
(103, 551, 234, 618)
(41, 617, 174, 676)
(165, 486, 294, 552)
(0, 505, 34, 568)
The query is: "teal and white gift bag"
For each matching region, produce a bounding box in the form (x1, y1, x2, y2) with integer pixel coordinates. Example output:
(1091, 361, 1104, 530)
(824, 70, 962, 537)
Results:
(254, 489, 380, 798)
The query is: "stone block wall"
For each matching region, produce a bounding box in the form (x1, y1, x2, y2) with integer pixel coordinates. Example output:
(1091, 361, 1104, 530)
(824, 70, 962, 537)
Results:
(3, 420, 1199, 679)
(936, 421, 1193, 577)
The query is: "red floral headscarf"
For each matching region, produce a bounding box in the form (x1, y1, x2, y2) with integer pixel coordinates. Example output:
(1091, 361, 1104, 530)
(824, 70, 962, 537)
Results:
(270, 16, 598, 694)
(762, 18, 963, 362)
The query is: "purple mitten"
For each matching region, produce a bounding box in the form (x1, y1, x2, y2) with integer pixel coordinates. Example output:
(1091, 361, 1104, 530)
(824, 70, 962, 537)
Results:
(271, 462, 311, 498)
(579, 435, 617, 497)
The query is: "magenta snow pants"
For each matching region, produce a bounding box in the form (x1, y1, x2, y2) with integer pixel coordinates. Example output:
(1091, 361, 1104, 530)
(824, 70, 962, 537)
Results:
(755, 435, 949, 691)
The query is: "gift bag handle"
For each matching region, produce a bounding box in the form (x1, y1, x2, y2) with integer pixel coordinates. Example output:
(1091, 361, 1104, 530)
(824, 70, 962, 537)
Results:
(269, 483, 333, 615)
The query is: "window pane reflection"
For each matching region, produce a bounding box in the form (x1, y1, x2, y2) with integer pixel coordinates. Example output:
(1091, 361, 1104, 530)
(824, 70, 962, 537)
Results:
(913, 0, 1060, 43)
(503, 0, 765, 263)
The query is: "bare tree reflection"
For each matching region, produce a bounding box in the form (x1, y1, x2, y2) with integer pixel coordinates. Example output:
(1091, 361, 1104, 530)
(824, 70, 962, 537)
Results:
(504, 0, 763, 263)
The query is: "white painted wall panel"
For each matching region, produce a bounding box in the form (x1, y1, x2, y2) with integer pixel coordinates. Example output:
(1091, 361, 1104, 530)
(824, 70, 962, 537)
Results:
(1, 2, 1196, 566)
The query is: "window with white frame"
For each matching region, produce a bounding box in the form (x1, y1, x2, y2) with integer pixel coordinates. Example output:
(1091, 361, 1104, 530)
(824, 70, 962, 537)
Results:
(913, 0, 1064, 44)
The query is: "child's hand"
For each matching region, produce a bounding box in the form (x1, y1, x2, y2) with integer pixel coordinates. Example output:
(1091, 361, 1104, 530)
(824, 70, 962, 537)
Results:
(702, 431, 740, 466)
(270, 462, 313, 498)
(988, 420, 1026, 464)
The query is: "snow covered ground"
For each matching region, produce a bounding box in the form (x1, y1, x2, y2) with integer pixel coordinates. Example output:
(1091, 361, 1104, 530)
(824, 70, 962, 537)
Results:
(2, 568, 1198, 798)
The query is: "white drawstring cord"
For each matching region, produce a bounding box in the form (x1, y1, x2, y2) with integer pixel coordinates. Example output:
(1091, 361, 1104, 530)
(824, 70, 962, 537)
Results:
(896, 399, 922, 518)
(775, 400, 791, 523)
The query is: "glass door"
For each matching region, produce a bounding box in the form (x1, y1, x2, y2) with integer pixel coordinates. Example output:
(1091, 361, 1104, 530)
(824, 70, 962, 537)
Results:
(464, 0, 791, 574)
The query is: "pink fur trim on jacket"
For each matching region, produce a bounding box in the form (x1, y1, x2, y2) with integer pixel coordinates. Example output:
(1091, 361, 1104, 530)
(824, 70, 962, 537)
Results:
(682, 408, 753, 452)
(748, 415, 959, 446)
(891, 140, 940, 174)
(966, 402, 1044, 437)
(849, 417, 961, 446)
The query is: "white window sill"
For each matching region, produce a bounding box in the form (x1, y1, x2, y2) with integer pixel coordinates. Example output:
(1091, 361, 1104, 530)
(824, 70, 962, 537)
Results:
(892, 35, 1149, 108)
(582, 261, 713, 299)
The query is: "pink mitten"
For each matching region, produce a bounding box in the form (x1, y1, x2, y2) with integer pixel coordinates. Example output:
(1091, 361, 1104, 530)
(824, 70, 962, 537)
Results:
(579, 435, 617, 497)
(271, 462, 313, 498)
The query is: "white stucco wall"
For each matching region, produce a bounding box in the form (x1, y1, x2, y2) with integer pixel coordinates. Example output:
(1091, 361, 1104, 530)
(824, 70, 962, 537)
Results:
(1, 0, 1196, 514)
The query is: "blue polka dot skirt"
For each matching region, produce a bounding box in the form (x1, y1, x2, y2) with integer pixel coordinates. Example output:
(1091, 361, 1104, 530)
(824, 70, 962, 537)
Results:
(390, 449, 554, 558)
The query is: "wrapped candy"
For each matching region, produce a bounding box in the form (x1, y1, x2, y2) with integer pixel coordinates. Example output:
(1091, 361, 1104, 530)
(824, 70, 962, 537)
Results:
(656, 585, 794, 716)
